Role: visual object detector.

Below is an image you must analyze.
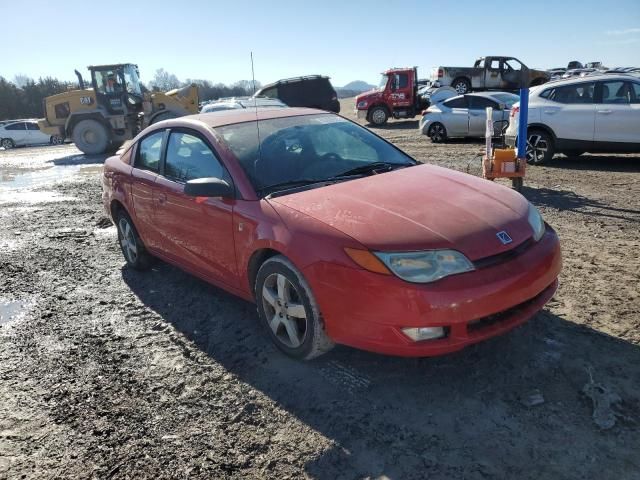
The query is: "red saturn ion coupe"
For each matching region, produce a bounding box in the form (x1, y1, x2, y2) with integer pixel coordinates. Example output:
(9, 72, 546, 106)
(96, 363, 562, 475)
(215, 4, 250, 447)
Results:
(102, 108, 561, 360)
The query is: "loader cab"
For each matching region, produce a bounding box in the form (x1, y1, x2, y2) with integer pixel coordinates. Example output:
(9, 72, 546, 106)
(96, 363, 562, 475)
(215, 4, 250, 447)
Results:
(89, 63, 143, 115)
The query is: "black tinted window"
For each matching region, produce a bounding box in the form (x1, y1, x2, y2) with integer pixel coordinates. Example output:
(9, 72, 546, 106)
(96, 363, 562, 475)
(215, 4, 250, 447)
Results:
(5, 122, 25, 131)
(443, 96, 467, 108)
(395, 73, 409, 89)
(26, 123, 40, 131)
(165, 131, 226, 183)
(136, 131, 163, 172)
(548, 82, 595, 104)
(469, 96, 498, 109)
(601, 81, 631, 104)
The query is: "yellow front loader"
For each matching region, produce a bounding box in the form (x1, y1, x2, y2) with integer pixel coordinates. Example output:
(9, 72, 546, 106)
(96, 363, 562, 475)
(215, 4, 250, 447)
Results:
(38, 64, 198, 155)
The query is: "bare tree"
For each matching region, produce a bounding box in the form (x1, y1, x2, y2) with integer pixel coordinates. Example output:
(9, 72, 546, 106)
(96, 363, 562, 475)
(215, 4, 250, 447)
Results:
(13, 74, 31, 88)
(148, 68, 181, 92)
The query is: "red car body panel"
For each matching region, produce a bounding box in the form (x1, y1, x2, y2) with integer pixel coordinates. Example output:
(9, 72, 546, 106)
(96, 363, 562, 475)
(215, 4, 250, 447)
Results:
(102, 108, 562, 357)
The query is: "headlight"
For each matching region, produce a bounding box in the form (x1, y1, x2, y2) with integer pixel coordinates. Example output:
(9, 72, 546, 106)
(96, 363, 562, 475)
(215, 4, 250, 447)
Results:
(527, 203, 545, 241)
(374, 250, 474, 283)
(357, 101, 368, 108)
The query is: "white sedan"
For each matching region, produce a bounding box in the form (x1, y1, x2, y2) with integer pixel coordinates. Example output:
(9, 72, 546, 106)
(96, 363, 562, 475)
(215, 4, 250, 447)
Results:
(0, 120, 64, 149)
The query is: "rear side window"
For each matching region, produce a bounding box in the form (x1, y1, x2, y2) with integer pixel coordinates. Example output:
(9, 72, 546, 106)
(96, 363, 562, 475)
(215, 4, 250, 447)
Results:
(26, 123, 40, 131)
(136, 131, 164, 172)
(164, 131, 227, 183)
(547, 82, 595, 104)
(601, 81, 632, 104)
(443, 96, 467, 108)
(469, 96, 498, 110)
(631, 83, 640, 104)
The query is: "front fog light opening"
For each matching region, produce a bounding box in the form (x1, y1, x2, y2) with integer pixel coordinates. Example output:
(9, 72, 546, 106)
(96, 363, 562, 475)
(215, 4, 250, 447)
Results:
(402, 326, 448, 342)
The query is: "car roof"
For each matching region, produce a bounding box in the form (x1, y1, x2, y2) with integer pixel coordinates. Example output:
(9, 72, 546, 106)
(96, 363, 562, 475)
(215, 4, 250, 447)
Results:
(258, 75, 331, 90)
(189, 107, 328, 128)
(467, 91, 519, 98)
(545, 73, 638, 86)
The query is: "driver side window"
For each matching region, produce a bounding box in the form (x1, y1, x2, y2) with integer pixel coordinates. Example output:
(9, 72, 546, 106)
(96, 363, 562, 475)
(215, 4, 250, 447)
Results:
(164, 131, 228, 183)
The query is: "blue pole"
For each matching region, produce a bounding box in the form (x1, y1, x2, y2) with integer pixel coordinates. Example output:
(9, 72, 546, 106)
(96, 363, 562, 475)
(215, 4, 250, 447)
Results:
(517, 87, 529, 159)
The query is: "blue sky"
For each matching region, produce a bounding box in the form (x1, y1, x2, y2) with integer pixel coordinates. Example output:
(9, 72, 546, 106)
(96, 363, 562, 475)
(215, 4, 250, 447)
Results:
(2, 0, 639, 87)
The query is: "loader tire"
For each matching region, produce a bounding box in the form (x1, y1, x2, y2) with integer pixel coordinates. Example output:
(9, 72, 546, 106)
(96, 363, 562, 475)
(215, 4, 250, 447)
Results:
(72, 119, 110, 155)
(150, 111, 177, 124)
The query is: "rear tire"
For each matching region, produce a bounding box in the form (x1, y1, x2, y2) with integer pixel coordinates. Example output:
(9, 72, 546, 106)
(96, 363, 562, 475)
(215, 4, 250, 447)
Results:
(72, 119, 110, 155)
(526, 129, 555, 165)
(255, 255, 334, 360)
(368, 106, 389, 126)
(150, 111, 177, 124)
(115, 210, 153, 270)
(452, 78, 471, 94)
(428, 123, 447, 143)
(1, 138, 14, 149)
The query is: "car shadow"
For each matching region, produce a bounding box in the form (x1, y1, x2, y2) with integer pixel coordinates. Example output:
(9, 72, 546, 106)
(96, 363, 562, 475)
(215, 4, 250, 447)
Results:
(545, 154, 640, 173)
(122, 262, 640, 479)
(523, 186, 640, 223)
(370, 120, 420, 130)
(47, 153, 109, 166)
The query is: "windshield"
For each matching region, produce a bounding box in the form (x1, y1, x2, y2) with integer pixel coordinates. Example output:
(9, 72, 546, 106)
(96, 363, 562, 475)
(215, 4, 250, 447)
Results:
(123, 65, 142, 96)
(216, 114, 415, 195)
(378, 74, 389, 90)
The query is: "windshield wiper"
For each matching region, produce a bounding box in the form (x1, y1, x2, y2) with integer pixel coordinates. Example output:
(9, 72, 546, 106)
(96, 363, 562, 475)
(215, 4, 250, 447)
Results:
(258, 179, 332, 197)
(335, 161, 414, 178)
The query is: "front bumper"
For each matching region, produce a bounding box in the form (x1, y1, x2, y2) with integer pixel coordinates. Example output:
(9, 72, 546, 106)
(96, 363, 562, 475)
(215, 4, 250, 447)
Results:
(355, 109, 368, 120)
(303, 227, 561, 357)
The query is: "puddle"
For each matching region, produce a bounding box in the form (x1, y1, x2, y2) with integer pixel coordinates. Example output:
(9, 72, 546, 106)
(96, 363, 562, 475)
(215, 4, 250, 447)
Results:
(0, 300, 32, 325)
(0, 190, 78, 206)
(0, 165, 85, 190)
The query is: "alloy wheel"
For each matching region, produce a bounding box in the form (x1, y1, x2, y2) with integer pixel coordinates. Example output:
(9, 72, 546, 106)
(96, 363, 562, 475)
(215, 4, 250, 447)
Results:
(526, 134, 548, 164)
(1, 139, 13, 149)
(430, 124, 445, 142)
(261, 273, 308, 348)
(118, 217, 138, 264)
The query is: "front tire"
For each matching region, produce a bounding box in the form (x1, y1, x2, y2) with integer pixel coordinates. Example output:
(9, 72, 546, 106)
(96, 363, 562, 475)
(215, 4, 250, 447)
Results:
(150, 111, 177, 124)
(428, 123, 447, 143)
(368, 106, 389, 126)
(72, 119, 110, 155)
(526, 129, 555, 165)
(116, 211, 153, 270)
(1, 138, 15, 149)
(256, 255, 334, 360)
(50, 134, 64, 145)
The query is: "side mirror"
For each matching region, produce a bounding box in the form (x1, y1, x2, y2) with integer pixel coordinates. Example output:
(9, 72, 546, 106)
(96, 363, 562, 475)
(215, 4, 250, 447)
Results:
(184, 177, 233, 198)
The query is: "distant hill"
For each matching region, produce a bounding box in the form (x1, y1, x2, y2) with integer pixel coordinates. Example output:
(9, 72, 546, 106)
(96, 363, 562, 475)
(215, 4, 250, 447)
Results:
(341, 80, 376, 92)
(335, 80, 376, 99)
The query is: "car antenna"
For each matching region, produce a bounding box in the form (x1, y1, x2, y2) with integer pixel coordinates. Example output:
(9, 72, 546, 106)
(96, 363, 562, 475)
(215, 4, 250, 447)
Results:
(251, 52, 263, 169)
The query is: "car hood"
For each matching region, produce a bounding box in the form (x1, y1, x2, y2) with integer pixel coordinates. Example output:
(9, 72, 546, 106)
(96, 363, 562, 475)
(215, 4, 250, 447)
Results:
(268, 164, 532, 260)
(355, 90, 383, 103)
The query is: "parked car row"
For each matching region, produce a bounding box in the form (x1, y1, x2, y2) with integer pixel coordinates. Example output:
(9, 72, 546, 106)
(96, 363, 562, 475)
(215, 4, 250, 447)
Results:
(0, 119, 65, 149)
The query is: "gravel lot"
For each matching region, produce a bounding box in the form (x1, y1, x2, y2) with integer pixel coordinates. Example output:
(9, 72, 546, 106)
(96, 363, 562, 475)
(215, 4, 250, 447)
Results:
(1, 100, 639, 479)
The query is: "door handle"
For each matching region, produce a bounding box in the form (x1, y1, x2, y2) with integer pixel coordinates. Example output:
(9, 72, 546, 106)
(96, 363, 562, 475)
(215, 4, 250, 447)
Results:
(597, 110, 612, 114)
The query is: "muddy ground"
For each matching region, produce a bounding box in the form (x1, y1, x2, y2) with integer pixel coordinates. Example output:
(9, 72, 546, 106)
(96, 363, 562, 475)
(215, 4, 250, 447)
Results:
(1, 99, 639, 479)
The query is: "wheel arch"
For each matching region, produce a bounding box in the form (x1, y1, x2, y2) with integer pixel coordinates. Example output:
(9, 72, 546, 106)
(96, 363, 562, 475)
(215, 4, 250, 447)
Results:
(451, 76, 471, 87)
(247, 248, 285, 299)
(528, 123, 557, 141)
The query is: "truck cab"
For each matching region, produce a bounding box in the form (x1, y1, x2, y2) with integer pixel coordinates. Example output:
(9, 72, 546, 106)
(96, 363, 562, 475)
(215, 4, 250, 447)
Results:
(354, 67, 428, 126)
